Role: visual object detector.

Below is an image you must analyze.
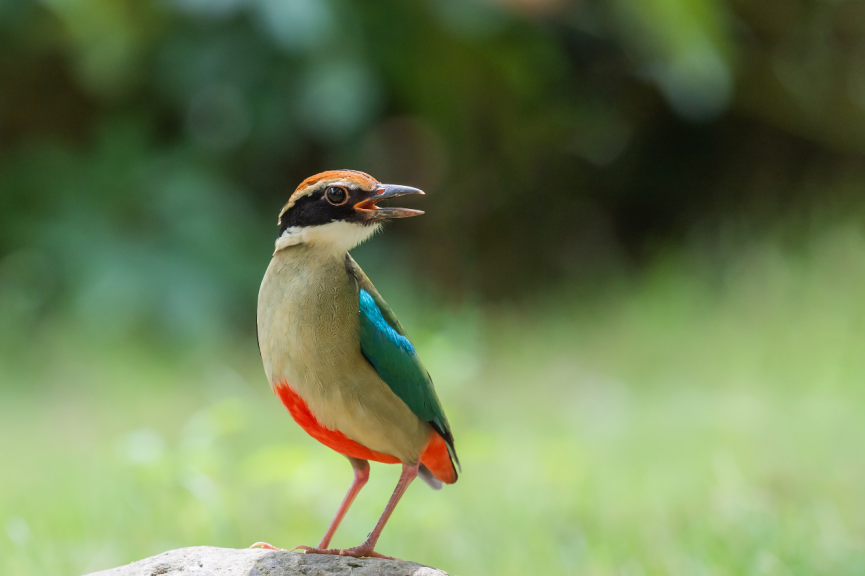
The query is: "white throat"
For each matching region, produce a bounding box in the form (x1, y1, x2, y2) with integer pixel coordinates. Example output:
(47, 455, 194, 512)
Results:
(275, 221, 381, 255)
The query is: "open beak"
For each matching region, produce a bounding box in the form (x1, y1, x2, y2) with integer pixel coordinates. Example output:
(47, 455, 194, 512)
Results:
(354, 184, 425, 219)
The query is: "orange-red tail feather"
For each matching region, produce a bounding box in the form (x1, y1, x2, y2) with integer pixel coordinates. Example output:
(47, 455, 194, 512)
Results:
(420, 430, 457, 484)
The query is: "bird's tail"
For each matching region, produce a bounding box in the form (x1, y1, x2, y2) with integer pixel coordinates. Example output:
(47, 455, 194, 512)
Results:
(419, 429, 458, 486)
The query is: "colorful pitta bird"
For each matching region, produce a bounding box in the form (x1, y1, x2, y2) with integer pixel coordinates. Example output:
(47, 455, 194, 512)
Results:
(252, 170, 459, 559)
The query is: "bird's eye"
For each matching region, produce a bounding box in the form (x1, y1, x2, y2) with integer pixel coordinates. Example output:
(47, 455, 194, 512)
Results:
(325, 186, 348, 206)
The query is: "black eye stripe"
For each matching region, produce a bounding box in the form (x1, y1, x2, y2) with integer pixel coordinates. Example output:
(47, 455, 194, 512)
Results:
(279, 187, 361, 233)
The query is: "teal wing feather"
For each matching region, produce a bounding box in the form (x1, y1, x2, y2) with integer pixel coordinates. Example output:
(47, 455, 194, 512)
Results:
(345, 255, 459, 469)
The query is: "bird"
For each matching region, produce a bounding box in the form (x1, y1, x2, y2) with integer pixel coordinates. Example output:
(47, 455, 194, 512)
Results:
(252, 169, 459, 559)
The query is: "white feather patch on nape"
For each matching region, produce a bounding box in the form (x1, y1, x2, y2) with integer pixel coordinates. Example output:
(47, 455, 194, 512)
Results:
(275, 221, 381, 255)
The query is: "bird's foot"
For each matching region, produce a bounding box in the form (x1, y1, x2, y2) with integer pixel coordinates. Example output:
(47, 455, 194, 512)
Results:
(249, 542, 286, 551)
(293, 544, 397, 560)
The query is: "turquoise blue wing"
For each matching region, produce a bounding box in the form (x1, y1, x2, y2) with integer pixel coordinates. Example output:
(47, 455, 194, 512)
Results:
(345, 255, 458, 467)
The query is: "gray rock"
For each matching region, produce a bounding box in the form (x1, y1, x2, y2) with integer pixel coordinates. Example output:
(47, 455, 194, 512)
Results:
(84, 546, 449, 576)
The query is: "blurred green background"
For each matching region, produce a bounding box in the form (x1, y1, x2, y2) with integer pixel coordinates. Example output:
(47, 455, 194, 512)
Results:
(2, 0, 865, 574)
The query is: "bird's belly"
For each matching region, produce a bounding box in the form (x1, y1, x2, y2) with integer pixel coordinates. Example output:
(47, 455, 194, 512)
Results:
(273, 379, 400, 464)
(273, 370, 430, 464)
(270, 323, 430, 462)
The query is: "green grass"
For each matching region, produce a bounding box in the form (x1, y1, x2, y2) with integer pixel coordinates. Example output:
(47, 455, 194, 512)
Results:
(2, 226, 865, 575)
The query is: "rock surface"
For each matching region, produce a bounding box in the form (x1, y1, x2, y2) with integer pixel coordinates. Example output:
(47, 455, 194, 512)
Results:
(84, 546, 449, 576)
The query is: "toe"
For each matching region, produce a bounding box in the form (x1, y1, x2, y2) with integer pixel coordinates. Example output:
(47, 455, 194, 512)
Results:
(296, 545, 395, 559)
(338, 546, 396, 560)
(297, 546, 338, 555)
(248, 542, 286, 551)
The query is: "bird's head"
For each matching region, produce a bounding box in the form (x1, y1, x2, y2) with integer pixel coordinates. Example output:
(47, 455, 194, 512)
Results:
(274, 169, 424, 254)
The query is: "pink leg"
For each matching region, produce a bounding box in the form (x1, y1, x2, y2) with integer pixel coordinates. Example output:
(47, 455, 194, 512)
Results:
(250, 457, 369, 552)
(317, 457, 370, 549)
(297, 463, 419, 559)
